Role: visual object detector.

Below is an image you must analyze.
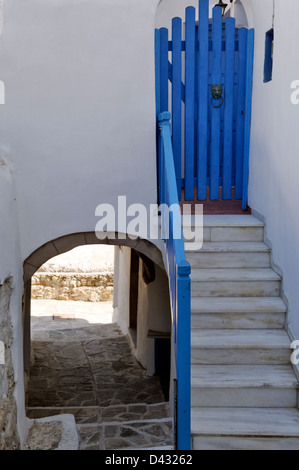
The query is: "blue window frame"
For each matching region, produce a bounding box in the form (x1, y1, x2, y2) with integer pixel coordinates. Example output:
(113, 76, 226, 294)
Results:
(264, 28, 274, 83)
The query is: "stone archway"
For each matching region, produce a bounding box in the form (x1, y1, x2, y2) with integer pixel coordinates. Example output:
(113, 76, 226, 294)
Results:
(22, 232, 165, 371)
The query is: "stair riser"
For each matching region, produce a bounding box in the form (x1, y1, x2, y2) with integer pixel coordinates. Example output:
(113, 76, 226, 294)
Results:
(191, 388, 297, 408)
(192, 436, 299, 451)
(191, 280, 280, 297)
(187, 252, 271, 269)
(191, 348, 291, 365)
(184, 227, 264, 243)
(191, 312, 286, 330)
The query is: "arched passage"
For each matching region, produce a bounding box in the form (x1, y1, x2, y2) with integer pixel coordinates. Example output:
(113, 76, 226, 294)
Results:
(22, 232, 167, 372)
(24, 233, 174, 449)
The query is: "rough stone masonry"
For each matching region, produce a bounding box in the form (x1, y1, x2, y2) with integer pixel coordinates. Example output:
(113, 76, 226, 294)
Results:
(0, 277, 20, 449)
(31, 246, 114, 302)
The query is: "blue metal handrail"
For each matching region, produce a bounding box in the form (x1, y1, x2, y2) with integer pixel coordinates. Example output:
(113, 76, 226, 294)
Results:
(158, 111, 191, 451)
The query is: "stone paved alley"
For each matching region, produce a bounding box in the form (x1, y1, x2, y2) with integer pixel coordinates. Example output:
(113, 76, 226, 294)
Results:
(26, 300, 173, 450)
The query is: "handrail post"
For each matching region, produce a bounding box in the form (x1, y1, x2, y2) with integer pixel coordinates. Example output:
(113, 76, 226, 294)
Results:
(158, 110, 191, 450)
(177, 262, 191, 450)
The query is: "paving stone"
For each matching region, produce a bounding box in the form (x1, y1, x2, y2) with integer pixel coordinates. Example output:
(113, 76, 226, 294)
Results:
(78, 425, 101, 450)
(26, 303, 174, 450)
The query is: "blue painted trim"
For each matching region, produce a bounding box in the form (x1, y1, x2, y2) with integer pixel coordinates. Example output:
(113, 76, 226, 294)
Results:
(235, 28, 247, 200)
(242, 29, 254, 210)
(160, 28, 169, 113)
(172, 17, 182, 198)
(155, 29, 161, 118)
(210, 6, 222, 200)
(222, 17, 236, 200)
(264, 28, 273, 83)
(184, 7, 196, 201)
(176, 266, 191, 451)
(197, 0, 209, 201)
(158, 112, 191, 451)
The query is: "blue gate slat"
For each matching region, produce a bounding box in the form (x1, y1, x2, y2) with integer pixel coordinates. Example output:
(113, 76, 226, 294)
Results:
(222, 17, 236, 200)
(155, 29, 161, 118)
(242, 29, 254, 210)
(172, 17, 182, 199)
(160, 28, 169, 113)
(235, 28, 248, 200)
(197, 0, 209, 201)
(184, 6, 196, 201)
(210, 6, 222, 200)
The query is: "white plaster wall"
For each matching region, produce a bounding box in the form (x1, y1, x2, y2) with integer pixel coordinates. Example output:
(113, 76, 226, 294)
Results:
(113, 246, 171, 375)
(136, 262, 171, 372)
(0, 0, 160, 262)
(0, 151, 27, 447)
(112, 247, 131, 334)
(0, 0, 164, 447)
(245, 0, 299, 339)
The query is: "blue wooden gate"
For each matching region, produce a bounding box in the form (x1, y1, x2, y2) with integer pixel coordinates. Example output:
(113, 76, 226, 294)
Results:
(155, 1, 254, 209)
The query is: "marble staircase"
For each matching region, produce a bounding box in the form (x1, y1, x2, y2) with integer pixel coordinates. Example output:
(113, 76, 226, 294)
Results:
(185, 215, 299, 450)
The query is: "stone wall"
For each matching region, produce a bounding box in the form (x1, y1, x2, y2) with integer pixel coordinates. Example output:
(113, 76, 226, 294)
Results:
(31, 272, 113, 302)
(0, 277, 20, 450)
(31, 246, 114, 302)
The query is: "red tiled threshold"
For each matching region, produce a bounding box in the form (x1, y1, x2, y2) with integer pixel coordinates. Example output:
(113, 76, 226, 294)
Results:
(179, 188, 251, 215)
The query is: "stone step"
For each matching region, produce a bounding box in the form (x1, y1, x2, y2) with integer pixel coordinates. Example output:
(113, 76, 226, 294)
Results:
(191, 268, 281, 297)
(26, 402, 171, 425)
(191, 365, 298, 408)
(182, 215, 264, 243)
(186, 242, 271, 268)
(98, 417, 174, 450)
(191, 407, 299, 450)
(191, 297, 286, 329)
(191, 329, 291, 365)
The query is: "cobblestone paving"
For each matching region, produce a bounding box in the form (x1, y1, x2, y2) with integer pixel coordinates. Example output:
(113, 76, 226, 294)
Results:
(26, 301, 174, 450)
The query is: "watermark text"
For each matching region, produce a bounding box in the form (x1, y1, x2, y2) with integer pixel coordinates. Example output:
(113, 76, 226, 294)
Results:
(290, 80, 299, 105)
(95, 196, 203, 251)
(0, 341, 4, 365)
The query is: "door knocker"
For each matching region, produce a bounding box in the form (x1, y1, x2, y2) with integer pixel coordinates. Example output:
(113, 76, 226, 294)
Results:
(211, 84, 224, 108)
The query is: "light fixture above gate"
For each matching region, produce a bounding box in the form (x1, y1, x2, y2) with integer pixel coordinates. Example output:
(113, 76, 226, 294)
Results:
(215, 0, 228, 16)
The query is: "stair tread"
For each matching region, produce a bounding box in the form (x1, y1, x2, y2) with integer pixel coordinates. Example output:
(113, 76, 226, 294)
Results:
(191, 329, 291, 349)
(186, 242, 270, 254)
(182, 215, 264, 228)
(191, 407, 299, 437)
(191, 365, 298, 388)
(191, 297, 287, 314)
(191, 268, 280, 282)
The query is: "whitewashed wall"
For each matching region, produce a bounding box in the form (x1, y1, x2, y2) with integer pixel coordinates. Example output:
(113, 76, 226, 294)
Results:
(0, 0, 161, 447)
(0, 151, 27, 446)
(1, 0, 299, 446)
(0, 0, 160, 262)
(135, 262, 171, 373)
(243, 0, 299, 341)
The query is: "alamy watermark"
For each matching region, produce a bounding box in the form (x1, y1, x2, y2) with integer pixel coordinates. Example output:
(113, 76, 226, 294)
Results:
(291, 341, 299, 366)
(95, 196, 203, 251)
(290, 81, 299, 105)
(0, 80, 4, 105)
(0, 341, 4, 365)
